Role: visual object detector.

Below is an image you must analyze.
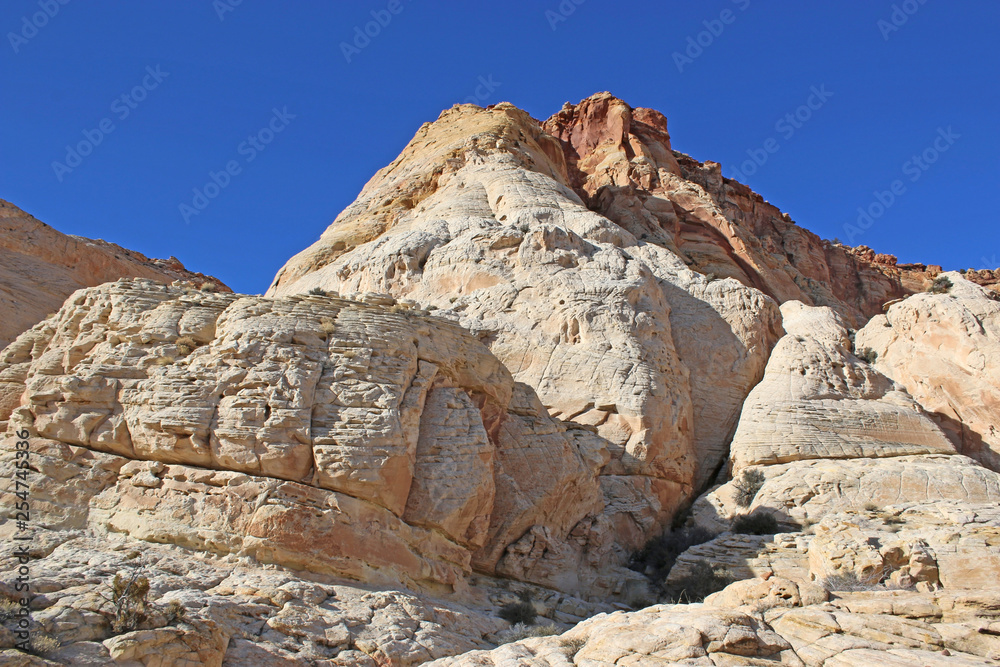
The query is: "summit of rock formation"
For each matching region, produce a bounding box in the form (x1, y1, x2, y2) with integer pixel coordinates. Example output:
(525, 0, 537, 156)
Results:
(0, 199, 229, 348)
(2, 94, 1000, 665)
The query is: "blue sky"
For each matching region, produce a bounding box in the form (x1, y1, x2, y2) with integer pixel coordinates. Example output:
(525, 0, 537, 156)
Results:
(1, 1, 997, 294)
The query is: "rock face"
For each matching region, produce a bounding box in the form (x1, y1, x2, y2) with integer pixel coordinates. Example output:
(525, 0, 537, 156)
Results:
(857, 272, 1000, 470)
(0, 199, 228, 348)
(3, 94, 999, 666)
(267, 96, 790, 504)
(540, 94, 909, 327)
(426, 588, 1000, 666)
(728, 300, 955, 473)
(0, 279, 653, 600)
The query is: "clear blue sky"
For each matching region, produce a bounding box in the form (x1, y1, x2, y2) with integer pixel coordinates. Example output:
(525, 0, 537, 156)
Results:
(2, 1, 997, 294)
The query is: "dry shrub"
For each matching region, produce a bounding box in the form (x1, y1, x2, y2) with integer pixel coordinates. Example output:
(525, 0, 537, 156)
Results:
(733, 468, 766, 507)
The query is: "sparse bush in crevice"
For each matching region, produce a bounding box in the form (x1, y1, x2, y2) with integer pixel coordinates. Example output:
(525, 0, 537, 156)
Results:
(175, 336, 198, 357)
(99, 568, 151, 634)
(731, 512, 783, 535)
(0, 596, 18, 621)
(857, 347, 878, 365)
(497, 622, 560, 644)
(819, 569, 886, 592)
(733, 468, 766, 508)
(928, 276, 953, 294)
(26, 632, 61, 657)
(664, 561, 735, 603)
(307, 287, 328, 296)
(498, 601, 536, 626)
(163, 600, 186, 625)
(630, 525, 714, 586)
(560, 637, 587, 657)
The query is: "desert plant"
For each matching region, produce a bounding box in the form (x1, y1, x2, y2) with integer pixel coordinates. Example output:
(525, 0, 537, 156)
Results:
(665, 561, 735, 602)
(150, 356, 175, 366)
(318, 317, 336, 335)
(857, 347, 878, 364)
(497, 622, 559, 644)
(631, 525, 714, 584)
(102, 569, 151, 634)
(199, 282, 217, 292)
(560, 637, 587, 657)
(733, 468, 766, 508)
(928, 276, 953, 294)
(498, 601, 537, 626)
(0, 596, 19, 621)
(26, 632, 61, 657)
(163, 600, 186, 624)
(819, 569, 885, 592)
(307, 287, 328, 296)
(731, 512, 780, 535)
(175, 336, 198, 356)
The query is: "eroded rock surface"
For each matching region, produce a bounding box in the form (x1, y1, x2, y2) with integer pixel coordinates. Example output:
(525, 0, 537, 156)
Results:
(857, 272, 1000, 470)
(0, 279, 658, 600)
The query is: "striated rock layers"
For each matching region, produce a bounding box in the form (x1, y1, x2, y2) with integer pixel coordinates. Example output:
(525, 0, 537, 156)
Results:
(0, 199, 228, 349)
(857, 272, 1000, 471)
(0, 279, 659, 601)
(2, 94, 999, 665)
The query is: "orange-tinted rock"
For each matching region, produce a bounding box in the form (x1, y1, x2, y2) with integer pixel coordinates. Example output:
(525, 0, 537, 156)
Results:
(0, 199, 228, 348)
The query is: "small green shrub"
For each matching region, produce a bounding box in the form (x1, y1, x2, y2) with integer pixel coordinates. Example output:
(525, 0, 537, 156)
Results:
(857, 347, 878, 364)
(733, 468, 766, 508)
(498, 601, 536, 626)
(928, 276, 953, 294)
(497, 622, 559, 644)
(665, 561, 735, 602)
(307, 287, 328, 296)
(731, 512, 780, 535)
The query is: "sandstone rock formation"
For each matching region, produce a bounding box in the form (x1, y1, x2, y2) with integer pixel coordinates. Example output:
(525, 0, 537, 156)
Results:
(0, 199, 228, 348)
(728, 300, 955, 474)
(266, 96, 792, 505)
(857, 272, 1000, 470)
(0, 279, 663, 602)
(426, 586, 1000, 665)
(3, 94, 999, 665)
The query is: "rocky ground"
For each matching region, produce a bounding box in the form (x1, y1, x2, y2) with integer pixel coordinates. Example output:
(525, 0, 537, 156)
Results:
(1, 94, 999, 665)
